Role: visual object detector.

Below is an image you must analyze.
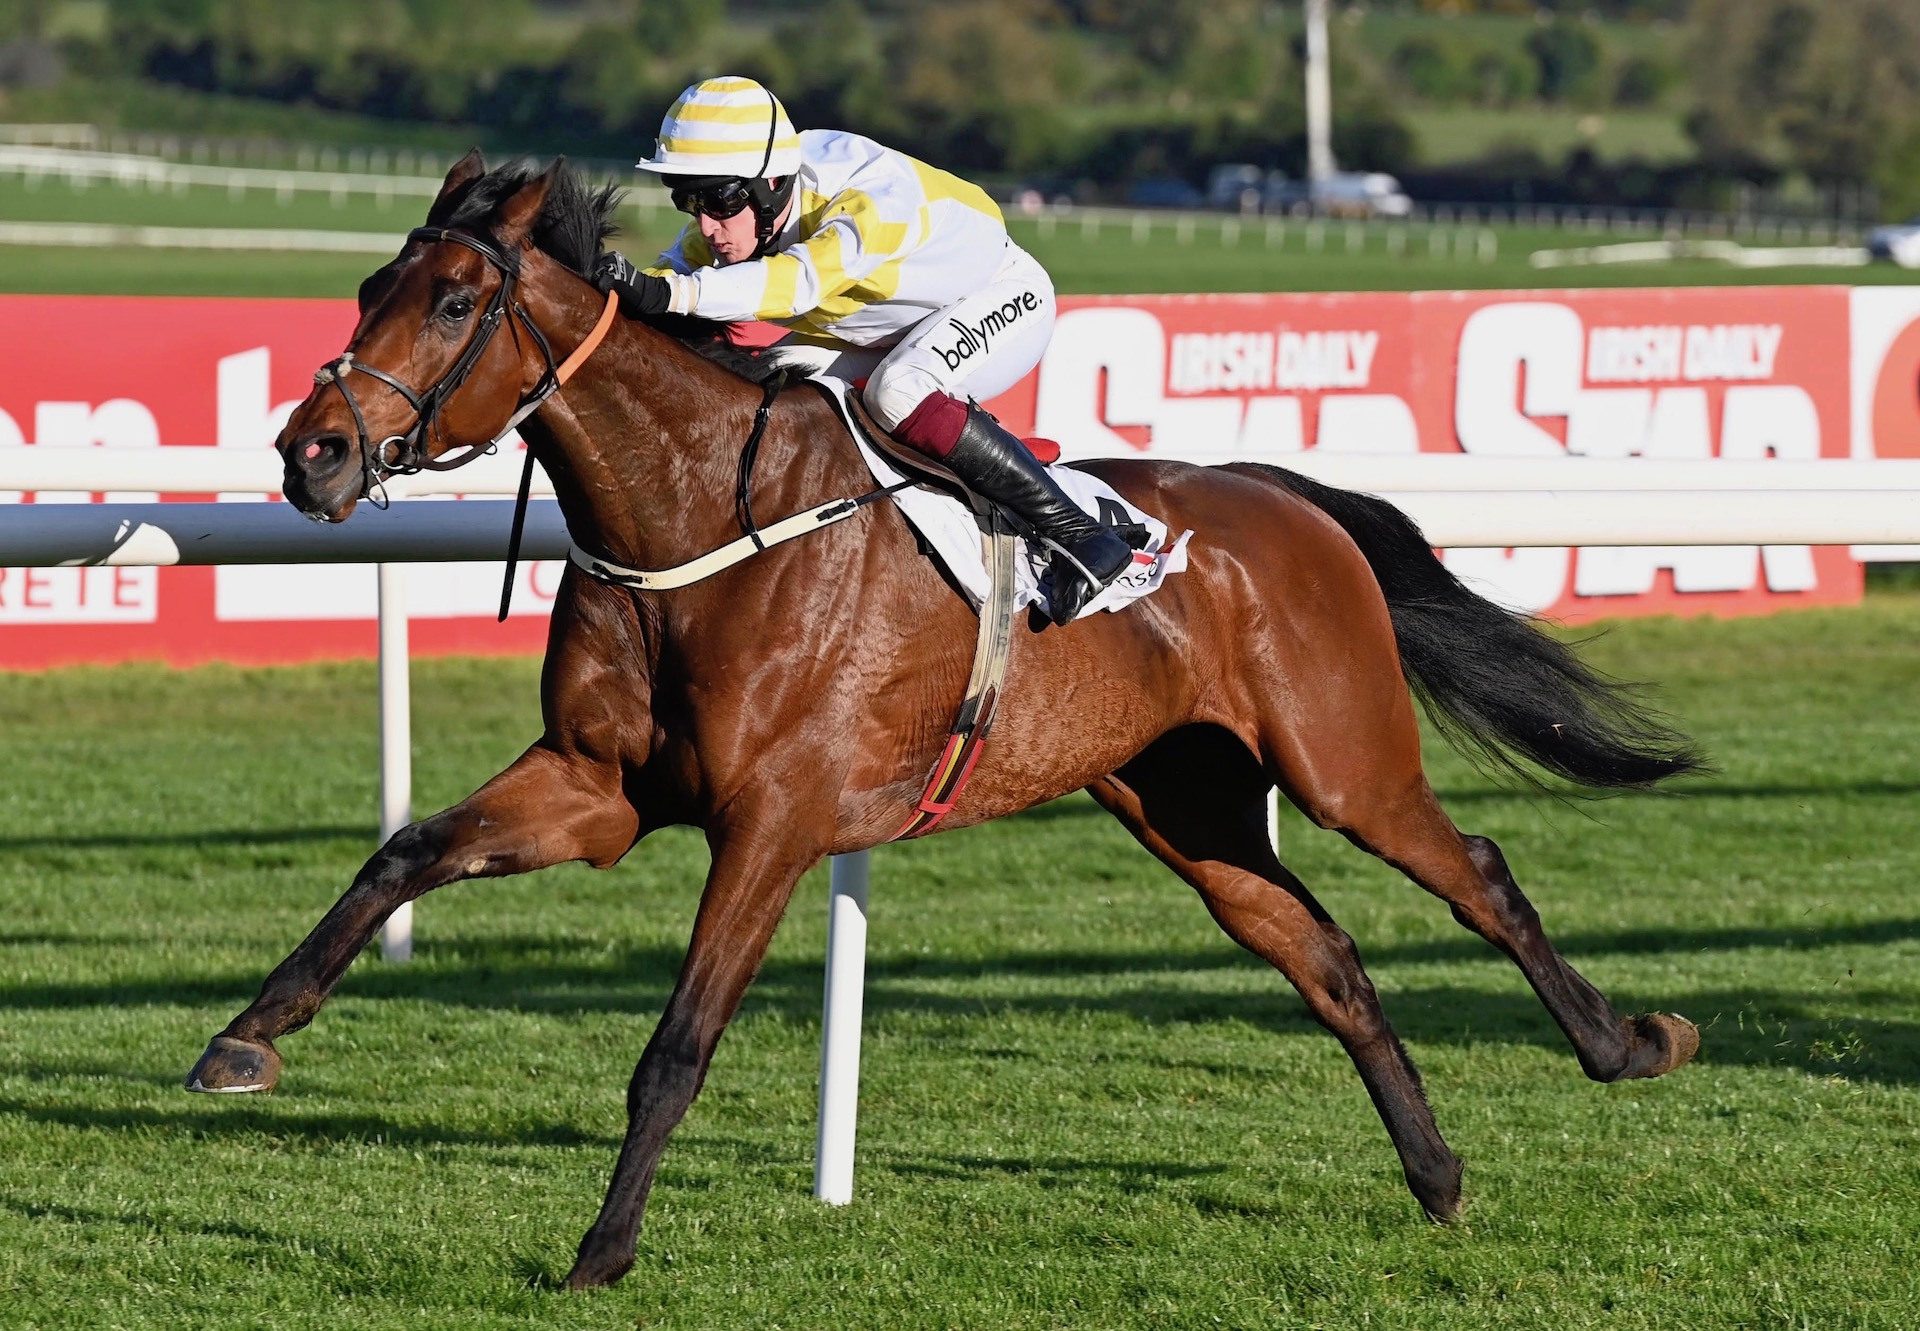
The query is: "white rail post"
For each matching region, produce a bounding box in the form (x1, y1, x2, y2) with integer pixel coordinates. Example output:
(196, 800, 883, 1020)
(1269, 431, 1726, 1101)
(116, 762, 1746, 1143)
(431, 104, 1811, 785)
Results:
(377, 562, 414, 962)
(814, 851, 871, 1205)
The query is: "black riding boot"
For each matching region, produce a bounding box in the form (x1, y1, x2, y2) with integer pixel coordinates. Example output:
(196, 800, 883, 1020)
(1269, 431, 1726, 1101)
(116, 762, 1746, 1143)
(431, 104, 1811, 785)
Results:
(944, 404, 1137, 626)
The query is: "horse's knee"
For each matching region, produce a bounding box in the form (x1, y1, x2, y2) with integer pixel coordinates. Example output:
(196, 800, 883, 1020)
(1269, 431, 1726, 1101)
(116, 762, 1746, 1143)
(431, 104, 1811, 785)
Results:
(367, 802, 535, 893)
(1319, 988, 1388, 1045)
(359, 820, 442, 887)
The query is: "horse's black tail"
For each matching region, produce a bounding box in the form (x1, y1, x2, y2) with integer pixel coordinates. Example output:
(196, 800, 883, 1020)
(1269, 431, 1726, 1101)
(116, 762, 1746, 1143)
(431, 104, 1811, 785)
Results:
(1250, 464, 1708, 791)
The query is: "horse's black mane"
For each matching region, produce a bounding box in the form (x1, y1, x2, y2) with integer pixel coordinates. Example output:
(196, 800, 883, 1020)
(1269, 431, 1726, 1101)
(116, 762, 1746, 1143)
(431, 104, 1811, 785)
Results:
(432, 155, 780, 385)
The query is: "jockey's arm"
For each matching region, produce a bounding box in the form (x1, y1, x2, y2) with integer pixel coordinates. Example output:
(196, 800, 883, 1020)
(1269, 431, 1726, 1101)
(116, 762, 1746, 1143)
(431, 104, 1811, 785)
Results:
(647, 193, 919, 323)
(649, 222, 713, 277)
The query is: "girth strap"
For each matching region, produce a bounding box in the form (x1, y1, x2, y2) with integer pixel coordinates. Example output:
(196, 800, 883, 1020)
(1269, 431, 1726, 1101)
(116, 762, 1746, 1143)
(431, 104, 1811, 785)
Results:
(888, 511, 1019, 841)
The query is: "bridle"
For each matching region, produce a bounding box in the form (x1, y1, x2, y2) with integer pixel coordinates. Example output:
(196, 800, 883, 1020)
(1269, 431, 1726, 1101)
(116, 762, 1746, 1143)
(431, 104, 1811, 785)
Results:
(308, 224, 607, 508)
(306, 222, 618, 617)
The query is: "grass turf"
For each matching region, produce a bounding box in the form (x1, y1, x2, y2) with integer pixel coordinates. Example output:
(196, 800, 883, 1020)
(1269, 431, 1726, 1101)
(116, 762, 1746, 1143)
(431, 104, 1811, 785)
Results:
(1, 595, 1918, 1329)
(2, 174, 1914, 298)
(3, 159, 1918, 1329)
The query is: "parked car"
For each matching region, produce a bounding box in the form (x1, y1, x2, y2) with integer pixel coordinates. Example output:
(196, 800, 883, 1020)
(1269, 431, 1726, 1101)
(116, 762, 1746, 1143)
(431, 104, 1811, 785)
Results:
(1265, 171, 1413, 220)
(1124, 176, 1205, 210)
(1867, 217, 1920, 267)
(1206, 163, 1265, 213)
(1012, 175, 1086, 210)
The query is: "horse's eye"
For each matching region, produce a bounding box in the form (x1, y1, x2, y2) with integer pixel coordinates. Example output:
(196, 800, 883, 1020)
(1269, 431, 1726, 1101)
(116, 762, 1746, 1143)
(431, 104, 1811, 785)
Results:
(442, 296, 475, 321)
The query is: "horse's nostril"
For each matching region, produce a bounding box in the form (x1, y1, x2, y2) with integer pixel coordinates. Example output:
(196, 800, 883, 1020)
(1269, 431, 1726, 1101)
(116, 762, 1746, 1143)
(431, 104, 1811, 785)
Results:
(294, 434, 352, 469)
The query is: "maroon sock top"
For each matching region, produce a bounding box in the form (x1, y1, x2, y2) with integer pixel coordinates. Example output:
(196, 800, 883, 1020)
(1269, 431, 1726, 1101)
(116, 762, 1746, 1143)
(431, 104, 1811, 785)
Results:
(890, 390, 969, 459)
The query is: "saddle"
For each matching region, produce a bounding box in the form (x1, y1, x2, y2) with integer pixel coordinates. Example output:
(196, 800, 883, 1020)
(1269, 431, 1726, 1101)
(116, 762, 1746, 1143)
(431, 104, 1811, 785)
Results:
(572, 370, 1186, 839)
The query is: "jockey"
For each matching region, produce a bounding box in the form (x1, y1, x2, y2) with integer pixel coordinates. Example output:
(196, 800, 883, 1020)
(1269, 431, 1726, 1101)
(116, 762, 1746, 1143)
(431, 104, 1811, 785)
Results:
(591, 75, 1136, 625)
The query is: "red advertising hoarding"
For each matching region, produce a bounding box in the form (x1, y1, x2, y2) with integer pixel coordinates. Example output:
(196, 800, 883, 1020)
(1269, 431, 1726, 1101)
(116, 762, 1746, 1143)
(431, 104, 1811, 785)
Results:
(991, 286, 1864, 622)
(1, 286, 1902, 668)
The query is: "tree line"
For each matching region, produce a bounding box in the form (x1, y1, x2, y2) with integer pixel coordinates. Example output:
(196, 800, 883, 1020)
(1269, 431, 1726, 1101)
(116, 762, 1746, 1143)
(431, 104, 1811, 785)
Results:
(7, 1, 1920, 217)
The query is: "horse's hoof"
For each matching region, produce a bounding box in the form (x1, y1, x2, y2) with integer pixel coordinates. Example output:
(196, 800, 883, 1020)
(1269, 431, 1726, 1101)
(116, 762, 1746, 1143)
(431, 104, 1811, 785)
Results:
(564, 1253, 634, 1292)
(564, 1230, 636, 1291)
(1412, 1153, 1465, 1224)
(1624, 1012, 1700, 1080)
(184, 1035, 282, 1094)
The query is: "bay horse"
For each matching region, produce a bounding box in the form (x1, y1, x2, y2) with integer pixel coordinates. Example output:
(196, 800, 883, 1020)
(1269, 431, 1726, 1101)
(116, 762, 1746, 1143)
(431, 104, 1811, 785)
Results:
(186, 154, 1705, 1290)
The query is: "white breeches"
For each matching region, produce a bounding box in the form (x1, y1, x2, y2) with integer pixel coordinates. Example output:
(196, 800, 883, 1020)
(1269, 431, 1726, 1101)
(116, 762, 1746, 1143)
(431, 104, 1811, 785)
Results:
(768, 243, 1057, 430)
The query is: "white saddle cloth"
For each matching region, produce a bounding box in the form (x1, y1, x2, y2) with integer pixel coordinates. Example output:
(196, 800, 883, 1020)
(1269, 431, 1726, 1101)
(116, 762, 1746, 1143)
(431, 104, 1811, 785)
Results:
(810, 377, 1192, 621)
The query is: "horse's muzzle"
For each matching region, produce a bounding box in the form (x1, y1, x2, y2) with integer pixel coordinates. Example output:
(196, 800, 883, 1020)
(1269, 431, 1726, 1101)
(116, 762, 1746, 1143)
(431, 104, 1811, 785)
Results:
(280, 430, 364, 522)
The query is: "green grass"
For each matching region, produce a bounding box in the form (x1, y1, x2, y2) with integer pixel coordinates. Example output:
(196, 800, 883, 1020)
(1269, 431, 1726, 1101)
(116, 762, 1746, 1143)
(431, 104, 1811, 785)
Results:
(0, 173, 663, 235)
(1346, 9, 1681, 70)
(2, 596, 1918, 1329)
(1403, 106, 1694, 168)
(1338, 9, 1694, 167)
(0, 173, 1909, 297)
(1014, 217, 1914, 295)
(0, 75, 483, 150)
(0, 175, 446, 234)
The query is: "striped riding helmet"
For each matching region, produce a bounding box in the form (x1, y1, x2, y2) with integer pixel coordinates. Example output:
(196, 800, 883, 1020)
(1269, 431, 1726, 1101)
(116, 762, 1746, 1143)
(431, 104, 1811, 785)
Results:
(635, 76, 803, 180)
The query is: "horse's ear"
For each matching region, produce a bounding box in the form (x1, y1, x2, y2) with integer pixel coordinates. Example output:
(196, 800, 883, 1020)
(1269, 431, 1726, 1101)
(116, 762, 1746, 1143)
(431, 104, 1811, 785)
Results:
(427, 148, 487, 224)
(493, 159, 561, 249)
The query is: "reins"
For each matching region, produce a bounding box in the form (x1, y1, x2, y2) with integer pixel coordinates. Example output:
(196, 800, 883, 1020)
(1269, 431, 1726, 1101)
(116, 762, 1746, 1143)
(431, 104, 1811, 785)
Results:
(497, 292, 618, 619)
(734, 369, 788, 549)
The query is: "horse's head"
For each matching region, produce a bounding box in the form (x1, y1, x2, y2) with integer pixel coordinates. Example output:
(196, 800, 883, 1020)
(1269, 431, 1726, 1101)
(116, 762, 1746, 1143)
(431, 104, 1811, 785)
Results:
(276, 150, 594, 522)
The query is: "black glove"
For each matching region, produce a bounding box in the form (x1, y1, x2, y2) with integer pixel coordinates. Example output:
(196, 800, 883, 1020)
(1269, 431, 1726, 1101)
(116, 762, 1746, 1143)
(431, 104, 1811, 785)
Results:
(592, 250, 672, 316)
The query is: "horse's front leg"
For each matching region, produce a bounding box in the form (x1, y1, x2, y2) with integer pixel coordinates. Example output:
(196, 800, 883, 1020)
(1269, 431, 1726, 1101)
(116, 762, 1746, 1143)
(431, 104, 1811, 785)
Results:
(185, 743, 638, 1094)
(566, 815, 821, 1290)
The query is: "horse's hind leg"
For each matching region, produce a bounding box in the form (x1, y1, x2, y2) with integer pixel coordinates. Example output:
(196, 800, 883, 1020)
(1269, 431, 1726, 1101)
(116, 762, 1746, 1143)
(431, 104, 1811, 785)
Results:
(1346, 785, 1697, 1083)
(1261, 670, 1698, 1085)
(185, 743, 638, 1094)
(1089, 727, 1464, 1222)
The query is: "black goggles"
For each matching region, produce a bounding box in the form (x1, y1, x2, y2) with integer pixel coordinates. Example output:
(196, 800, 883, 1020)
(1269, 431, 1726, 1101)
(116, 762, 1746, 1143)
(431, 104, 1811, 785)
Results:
(670, 178, 755, 220)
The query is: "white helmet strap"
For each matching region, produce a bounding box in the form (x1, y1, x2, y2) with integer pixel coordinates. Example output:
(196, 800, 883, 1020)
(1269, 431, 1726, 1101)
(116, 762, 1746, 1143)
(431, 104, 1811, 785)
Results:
(756, 88, 777, 179)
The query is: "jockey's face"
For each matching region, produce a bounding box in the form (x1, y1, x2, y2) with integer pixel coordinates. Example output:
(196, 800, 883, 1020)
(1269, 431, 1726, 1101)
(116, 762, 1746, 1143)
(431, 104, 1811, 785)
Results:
(698, 207, 761, 265)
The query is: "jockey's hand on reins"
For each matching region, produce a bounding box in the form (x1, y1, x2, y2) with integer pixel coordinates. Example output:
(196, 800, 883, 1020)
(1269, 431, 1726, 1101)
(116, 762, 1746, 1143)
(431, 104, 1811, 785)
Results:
(593, 252, 672, 317)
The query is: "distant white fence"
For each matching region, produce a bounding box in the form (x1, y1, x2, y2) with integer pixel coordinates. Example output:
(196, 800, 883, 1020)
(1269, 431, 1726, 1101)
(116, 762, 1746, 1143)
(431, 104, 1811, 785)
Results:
(0, 123, 98, 148)
(0, 137, 1869, 263)
(9, 489, 1917, 565)
(1531, 239, 1873, 271)
(0, 144, 667, 214)
(0, 220, 407, 253)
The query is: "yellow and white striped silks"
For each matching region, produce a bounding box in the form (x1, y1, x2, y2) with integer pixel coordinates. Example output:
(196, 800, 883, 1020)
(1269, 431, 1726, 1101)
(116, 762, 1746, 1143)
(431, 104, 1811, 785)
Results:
(634, 75, 803, 179)
(648, 127, 1010, 348)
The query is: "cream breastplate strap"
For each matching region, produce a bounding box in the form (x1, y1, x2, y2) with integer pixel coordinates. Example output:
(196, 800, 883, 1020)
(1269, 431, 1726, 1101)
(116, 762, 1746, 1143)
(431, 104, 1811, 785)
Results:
(567, 373, 911, 591)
